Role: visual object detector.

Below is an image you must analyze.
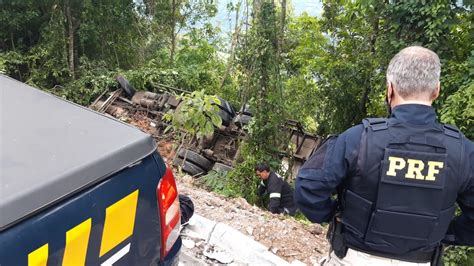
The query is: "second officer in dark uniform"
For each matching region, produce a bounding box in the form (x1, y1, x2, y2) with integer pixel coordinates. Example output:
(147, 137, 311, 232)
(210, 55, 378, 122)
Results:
(256, 163, 297, 216)
(295, 46, 474, 265)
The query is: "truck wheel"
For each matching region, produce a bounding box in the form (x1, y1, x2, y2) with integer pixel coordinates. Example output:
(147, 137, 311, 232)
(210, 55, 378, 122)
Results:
(177, 149, 213, 171)
(179, 194, 194, 225)
(239, 104, 253, 116)
(116, 75, 136, 98)
(173, 158, 206, 176)
(157, 94, 170, 110)
(214, 97, 235, 127)
(216, 97, 235, 117)
(233, 114, 252, 128)
(217, 109, 233, 127)
(212, 163, 233, 173)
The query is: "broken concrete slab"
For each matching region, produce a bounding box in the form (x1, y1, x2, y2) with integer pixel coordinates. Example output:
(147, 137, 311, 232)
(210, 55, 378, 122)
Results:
(209, 220, 290, 265)
(182, 214, 291, 265)
(202, 244, 234, 264)
(183, 214, 217, 241)
(182, 239, 195, 249)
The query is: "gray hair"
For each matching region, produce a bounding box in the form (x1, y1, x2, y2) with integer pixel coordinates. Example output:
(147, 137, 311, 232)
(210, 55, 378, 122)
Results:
(386, 46, 441, 99)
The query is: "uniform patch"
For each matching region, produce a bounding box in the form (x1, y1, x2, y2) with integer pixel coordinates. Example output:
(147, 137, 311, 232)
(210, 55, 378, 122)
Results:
(381, 149, 447, 189)
(269, 193, 281, 198)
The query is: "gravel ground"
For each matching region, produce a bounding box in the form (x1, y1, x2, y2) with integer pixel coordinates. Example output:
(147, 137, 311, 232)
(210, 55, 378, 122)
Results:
(175, 173, 329, 265)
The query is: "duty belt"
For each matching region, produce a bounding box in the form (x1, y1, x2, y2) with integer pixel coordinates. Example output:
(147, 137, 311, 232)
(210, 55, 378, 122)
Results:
(328, 219, 444, 265)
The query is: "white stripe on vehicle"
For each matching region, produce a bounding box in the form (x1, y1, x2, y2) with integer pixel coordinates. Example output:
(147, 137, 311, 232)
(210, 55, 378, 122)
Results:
(101, 243, 131, 266)
(269, 193, 281, 198)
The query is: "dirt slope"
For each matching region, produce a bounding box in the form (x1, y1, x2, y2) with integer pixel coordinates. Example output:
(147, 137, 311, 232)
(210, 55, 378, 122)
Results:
(176, 174, 329, 265)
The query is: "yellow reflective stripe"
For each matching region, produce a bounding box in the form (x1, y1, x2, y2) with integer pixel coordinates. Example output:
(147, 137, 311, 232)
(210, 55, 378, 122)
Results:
(62, 218, 92, 266)
(269, 193, 281, 198)
(28, 244, 48, 266)
(99, 190, 139, 257)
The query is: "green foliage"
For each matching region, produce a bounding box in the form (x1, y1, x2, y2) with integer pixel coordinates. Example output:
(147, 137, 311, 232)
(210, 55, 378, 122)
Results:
(293, 212, 313, 225)
(1, 51, 24, 78)
(444, 246, 474, 266)
(441, 82, 474, 139)
(284, 14, 326, 133)
(163, 90, 222, 139)
(174, 27, 233, 96)
(52, 60, 117, 105)
(79, 0, 145, 70)
(440, 52, 474, 139)
(237, 1, 287, 161)
(227, 146, 263, 205)
(284, 0, 473, 136)
(199, 170, 242, 198)
(229, 1, 290, 203)
(124, 26, 238, 102)
(0, 54, 5, 74)
(0, 0, 49, 52)
(26, 5, 70, 88)
(0, 0, 229, 107)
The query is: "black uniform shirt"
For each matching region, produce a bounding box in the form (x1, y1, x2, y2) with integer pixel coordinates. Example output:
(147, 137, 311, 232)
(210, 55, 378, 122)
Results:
(295, 104, 474, 246)
(259, 171, 297, 215)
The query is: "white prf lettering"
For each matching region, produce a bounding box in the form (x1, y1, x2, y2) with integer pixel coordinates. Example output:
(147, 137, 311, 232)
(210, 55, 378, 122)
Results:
(425, 161, 444, 181)
(386, 156, 406, 176)
(405, 159, 425, 179)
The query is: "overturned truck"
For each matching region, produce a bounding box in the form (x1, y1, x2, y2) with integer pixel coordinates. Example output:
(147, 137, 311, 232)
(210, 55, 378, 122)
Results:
(90, 76, 321, 180)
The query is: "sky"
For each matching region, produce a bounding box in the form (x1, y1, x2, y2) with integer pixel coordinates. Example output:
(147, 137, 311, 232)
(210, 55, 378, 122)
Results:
(211, 0, 323, 34)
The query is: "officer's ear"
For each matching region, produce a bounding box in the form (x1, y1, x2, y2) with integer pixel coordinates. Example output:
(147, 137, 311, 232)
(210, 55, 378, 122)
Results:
(386, 82, 394, 102)
(431, 83, 440, 101)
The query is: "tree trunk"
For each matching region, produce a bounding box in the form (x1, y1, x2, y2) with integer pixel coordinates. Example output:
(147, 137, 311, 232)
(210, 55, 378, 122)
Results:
(276, 0, 286, 99)
(10, 32, 16, 51)
(147, 0, 156, 17)
(278, 0, 286, 56)
(219, 3, 241, 91)
(65, 0, 75, 79)
(359, 12, 380, 118)
(170, 0, 177, 66)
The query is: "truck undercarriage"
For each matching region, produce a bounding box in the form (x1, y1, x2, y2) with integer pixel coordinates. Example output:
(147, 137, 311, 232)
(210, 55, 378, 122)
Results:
(90, 76, 322, 180)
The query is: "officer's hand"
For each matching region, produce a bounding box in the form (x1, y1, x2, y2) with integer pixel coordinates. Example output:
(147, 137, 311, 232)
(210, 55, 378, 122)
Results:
(257, 180, 266, 196)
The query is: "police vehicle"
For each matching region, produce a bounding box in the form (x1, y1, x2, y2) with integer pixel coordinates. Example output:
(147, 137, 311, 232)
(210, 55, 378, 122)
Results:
(0, 74, 182, 265)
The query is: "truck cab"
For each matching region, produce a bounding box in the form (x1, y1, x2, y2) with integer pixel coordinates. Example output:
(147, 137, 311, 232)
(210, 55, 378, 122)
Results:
(0, 75, 181, 265)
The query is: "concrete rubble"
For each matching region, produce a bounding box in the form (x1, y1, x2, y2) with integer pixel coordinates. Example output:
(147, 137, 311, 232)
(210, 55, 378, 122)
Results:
(179, 214, 291, 265)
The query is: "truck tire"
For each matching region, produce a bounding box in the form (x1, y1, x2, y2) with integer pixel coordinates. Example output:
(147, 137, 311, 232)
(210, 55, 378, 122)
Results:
(177, 148, 213, 171)
(239, 104, 253, 116)
(179, 194, 194, 225)
(212, 162, 233, 173)
(116, 75, 136, 98)
(221, 98, 236, 117)
(214, 97, 235, 127)
(173, 158, 206, 176)
(233, 114, 252, 128)
(157, 94, 170, 109)
(217, 109, 233, 127)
